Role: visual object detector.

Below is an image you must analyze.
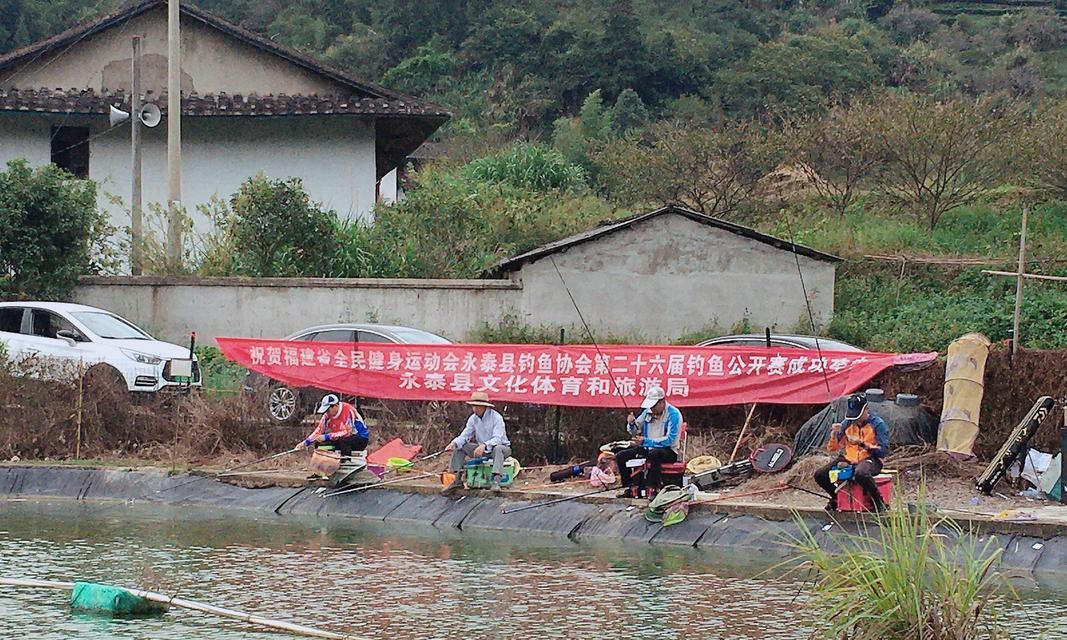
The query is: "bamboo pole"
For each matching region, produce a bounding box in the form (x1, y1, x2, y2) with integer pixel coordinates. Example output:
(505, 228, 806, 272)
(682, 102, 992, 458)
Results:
(1012, 206, 1029, 356)
(981, 270, 1067, 283)
(0, 577, 366, 640)
(729, 404, 758, 464)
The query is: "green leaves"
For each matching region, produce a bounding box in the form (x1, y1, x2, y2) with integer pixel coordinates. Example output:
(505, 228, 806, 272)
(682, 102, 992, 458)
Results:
(0, 159, 103, 300)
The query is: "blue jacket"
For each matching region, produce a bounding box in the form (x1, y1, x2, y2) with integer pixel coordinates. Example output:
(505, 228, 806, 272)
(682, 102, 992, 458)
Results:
(628, 404, 683, 451)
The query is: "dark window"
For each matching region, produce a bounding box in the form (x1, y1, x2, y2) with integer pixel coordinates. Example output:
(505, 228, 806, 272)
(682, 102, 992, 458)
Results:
(30, 310, 83, 340)
(356, 331, 394, 344)
(51, 126, 90, 178)
(0, 308, 23, 333)
(311, 329, 355, 342)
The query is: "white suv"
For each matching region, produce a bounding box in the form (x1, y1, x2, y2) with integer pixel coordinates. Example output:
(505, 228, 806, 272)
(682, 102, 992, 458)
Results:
(0, 301, 200, 393)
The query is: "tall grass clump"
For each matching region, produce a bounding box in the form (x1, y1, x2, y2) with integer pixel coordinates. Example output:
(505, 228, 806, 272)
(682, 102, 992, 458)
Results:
(791, 490, 1009, 640)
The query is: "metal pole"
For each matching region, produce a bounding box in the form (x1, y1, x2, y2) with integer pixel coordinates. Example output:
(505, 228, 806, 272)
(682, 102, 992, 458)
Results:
(166, 0, 182, 269)
(553, 328, 564, 463)
(130, 36, 143, 275)
(1012, 206, 1028, 356)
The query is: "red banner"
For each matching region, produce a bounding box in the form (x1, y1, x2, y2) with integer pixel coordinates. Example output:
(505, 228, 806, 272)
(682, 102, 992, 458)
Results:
(218, 338, 936, 408)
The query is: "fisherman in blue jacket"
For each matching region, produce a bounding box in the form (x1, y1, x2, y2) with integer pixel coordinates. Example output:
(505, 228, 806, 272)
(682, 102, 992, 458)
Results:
(615, 386, 682, 498)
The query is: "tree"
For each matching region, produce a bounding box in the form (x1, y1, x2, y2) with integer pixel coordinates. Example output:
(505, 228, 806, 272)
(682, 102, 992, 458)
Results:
(611, 88, 648, 135)
(552, 90, 614, 173)
(714, 29, 882, 118)
(785, 101, 882, 216)
(869, 93, 1023, 230)
(225, 174, 337, 277)
(0, 159, 106, 299)
(1022, 97, 1067, 198)
(594, 120, 780, 218)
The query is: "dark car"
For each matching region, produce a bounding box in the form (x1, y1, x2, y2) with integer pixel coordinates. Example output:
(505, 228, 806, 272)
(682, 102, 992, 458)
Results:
(243, 323, 451, 424)
(696, 333, 863, 352)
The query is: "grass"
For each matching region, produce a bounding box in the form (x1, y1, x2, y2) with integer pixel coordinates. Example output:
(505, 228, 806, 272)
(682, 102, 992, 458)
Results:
(765, 199, 1067, 262)
(195, 346, 247, 394)
(789, 490, 1011, 639)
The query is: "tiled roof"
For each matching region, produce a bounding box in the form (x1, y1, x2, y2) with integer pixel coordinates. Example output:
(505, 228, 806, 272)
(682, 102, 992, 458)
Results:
(0, 87, 450, 119)
(0, 0, 446, 114)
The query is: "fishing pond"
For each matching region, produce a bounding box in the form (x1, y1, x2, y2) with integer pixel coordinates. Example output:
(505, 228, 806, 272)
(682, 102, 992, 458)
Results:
(0, 501, 1065, 639)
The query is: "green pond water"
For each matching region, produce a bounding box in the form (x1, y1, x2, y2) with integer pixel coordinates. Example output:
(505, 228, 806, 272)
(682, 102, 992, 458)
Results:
(0, 500, 1065, 639)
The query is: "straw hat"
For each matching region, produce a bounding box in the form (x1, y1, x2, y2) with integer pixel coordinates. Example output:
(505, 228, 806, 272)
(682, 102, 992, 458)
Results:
(466, 391, 495, 408)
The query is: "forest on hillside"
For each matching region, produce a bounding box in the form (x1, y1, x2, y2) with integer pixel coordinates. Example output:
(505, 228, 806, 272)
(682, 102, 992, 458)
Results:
(4, 0, 1067, 140)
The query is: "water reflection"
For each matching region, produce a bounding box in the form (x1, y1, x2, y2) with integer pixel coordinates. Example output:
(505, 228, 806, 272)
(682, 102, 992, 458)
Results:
(0, 501, 1064, 640)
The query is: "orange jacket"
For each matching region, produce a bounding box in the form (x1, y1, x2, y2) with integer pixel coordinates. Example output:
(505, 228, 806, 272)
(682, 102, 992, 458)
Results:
(827, 416, 890, 464)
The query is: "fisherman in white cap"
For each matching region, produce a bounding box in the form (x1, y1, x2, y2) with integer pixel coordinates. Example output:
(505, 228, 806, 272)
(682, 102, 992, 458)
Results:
(441, 391, 512, 495)
(294, 393, 369, 460)
(615, 385, 683, 498)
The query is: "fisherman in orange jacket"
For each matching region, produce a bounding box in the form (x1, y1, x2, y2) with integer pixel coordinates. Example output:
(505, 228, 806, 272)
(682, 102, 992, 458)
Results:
(813, 393, 890, 512)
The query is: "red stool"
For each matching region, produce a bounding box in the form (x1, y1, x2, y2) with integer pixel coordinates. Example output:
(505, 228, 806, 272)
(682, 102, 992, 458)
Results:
(837, 473, 894, 512)
(647, 422, 689, 490)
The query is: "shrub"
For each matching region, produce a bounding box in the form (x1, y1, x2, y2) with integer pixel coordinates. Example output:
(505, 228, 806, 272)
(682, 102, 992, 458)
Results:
(464, 142, 587, 192)
(0, 159, 108, 299)
(224, 174, 337, 277)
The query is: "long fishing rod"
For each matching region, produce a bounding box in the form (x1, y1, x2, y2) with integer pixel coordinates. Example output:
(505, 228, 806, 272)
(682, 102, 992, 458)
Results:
(549, 255, 631, 412)
(499, 486, 617, 514)
(320, 471, 437, 498)
(108, 449, 300, 507)
(783, 216, 841, 447)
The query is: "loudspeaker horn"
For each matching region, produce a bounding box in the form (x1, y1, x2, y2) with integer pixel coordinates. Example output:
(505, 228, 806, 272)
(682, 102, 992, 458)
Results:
(108, 104, 131, 127)
(139, 103, 162, 128)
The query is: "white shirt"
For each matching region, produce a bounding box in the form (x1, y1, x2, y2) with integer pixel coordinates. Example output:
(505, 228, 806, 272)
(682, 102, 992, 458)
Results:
(451, 409, 510, 449)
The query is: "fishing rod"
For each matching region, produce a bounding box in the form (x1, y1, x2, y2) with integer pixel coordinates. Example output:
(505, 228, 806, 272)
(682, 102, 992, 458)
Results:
(549, 255, 631, 413)
(108, 449, 300, 506)
(499, 486, 617, 514)
(320, 471, 437, 498)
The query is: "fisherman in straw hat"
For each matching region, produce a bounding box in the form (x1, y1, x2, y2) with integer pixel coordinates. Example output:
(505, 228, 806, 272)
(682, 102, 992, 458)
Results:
(441, 391, 512, 495)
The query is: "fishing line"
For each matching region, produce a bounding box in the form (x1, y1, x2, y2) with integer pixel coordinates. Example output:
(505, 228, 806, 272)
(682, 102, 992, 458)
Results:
(548, 254, 630, 411)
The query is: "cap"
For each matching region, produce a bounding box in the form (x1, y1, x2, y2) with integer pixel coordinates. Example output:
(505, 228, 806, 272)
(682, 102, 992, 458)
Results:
(640, 386, 666, 409)
(317, 393, 340, 413)
(844, 393, 868, 421)
(466, 390, 495, 408)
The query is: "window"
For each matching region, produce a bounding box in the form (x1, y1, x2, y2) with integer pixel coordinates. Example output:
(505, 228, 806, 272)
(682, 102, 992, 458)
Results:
(51, 126, 90, 177)
(0, 308, 23, 333)
(311, 329, 355, 343)
(356, 331, 393, 344)
(71, 312, 149, 340)
(30, 310, 84, 341)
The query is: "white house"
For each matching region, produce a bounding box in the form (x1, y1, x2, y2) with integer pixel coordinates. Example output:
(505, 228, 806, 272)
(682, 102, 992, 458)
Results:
(0, 0, 447, 243)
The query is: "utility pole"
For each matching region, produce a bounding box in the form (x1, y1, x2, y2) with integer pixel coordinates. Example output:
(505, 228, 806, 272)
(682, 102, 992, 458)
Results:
(1012, 206, 1029, 356)
(166, 0, 182, 269)
(130, 36, 143, 275)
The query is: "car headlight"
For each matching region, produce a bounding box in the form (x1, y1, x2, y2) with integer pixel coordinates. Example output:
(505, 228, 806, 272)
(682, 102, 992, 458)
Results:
(121, 349, 163, 366)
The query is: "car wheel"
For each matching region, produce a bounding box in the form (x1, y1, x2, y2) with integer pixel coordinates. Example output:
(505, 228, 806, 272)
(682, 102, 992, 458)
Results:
(83, 364, 128, 396)
(267, 384, 304, 425)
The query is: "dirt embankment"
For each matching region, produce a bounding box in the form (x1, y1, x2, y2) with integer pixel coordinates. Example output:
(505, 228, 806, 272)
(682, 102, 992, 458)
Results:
(1, 344, 1063, 468)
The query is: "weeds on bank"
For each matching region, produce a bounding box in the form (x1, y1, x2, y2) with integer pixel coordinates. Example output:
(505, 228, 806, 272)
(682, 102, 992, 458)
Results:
(789, 488, 1010, 640)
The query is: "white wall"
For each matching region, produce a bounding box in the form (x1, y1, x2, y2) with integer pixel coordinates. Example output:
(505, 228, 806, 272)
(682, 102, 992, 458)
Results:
(514, 214, 836, 340)
(74, 277, 523, 344)
(0, 113, 378, 242)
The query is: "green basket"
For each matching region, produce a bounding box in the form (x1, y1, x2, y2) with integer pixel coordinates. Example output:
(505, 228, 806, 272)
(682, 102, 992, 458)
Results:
(464, 458, 519, 488)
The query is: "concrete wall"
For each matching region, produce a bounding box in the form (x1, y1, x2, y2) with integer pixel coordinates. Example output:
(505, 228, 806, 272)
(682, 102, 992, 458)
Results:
(512, 214, 836, 340)
(73, 277, 523, 344)
(72, 216, 835, 345)
(10, 8, 348, 96)
(0, 112, 377, 236)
